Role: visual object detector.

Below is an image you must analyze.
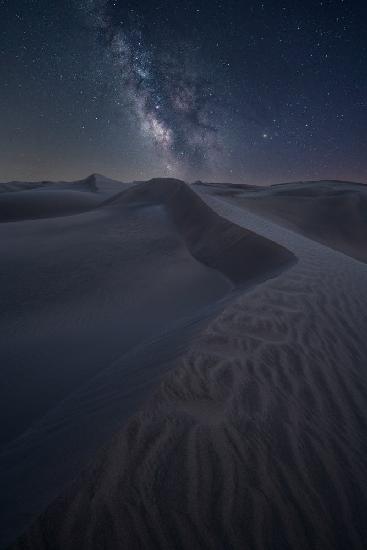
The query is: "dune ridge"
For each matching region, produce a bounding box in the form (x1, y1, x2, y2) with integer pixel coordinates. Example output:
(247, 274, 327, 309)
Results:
(0, 174, 132, 222)
(0, 178, 297, 548)
(0, 173, 123, 194)
(198, 180, 367, 264)
(10, 186, 367, 549)
(104, 178, 295, 284)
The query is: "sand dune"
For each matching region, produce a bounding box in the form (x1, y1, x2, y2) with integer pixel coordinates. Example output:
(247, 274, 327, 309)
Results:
(0, 178, 293, 548)
(198, 180, 367, 264)
(103, 178, 295, 284)
(193, 180, 259, 195)
(0, 189, 101, 222)
(8, 181, 367, 549)
(0, 174, 132, 222)
(0, 173, 127, 195)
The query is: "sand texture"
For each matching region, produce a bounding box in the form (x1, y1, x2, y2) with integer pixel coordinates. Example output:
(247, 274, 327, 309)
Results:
(8, 181, 367, 549)
(0, 179, 293, 548)
(198, 180, 367, 264)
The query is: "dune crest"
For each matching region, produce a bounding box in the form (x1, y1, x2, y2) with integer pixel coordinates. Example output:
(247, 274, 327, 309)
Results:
(199, 180, 367, 264)
(0, 178, 296, 548)
(0, 174, 128, 223)
(104, 178, 295, 284)
(10, 184, 367, 550)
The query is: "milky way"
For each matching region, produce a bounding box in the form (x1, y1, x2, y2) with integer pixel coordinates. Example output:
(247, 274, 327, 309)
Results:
(79, 0, 220, 173)
(1, 0, 366, 183)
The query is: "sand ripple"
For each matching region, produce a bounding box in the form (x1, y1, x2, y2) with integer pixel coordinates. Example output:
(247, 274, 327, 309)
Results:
(11, 191, 367, 549)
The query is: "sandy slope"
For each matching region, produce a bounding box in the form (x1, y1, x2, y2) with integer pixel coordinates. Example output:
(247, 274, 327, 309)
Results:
(9, 183, 367, 549)
(195, 180, 367, 264)
(0, 174, 128, 195)
(102, 179, 294, 283)
(0, 175, 131, 222)
(0, 189, 102, 222)
(10, 185, 367, 550)
(0, 179, 292, 548)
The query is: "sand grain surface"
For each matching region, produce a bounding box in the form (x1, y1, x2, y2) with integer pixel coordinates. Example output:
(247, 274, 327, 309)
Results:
(9, 184, 367, 549)
(1, 179, 293, 548)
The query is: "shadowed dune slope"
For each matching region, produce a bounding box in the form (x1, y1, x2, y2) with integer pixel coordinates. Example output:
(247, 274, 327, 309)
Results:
(0, 173, 125, 194)
(0, 174, 132, 222)
(193, 180, 259, 195)
(10, 188, 367, 550)
(0, 189, 101, 222)
(0, 178, 296, 549)
(211, 180, 367, 264)
(104, 178, 295, 284)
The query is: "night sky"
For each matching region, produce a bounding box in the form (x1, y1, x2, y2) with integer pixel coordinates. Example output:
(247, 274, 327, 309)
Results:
(1, 0, 366, 184)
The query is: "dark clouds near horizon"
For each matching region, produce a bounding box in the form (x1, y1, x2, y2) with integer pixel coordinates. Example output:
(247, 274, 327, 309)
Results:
(1, 0, 366, 183)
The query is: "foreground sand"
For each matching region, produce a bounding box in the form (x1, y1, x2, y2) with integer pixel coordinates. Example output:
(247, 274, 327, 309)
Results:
(0, 179, 293, 548)
(10, 183, 367, 549)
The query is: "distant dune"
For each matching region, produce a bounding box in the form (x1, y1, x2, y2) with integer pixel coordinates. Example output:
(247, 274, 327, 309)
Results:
(0, 189, 102, 222)
(0, 177, 294, 548)
(0, 173, 126, 194)
(0, 174, 132, 222)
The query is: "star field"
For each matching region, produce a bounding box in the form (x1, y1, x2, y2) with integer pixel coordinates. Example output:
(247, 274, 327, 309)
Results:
(0, 0, 366, 184)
